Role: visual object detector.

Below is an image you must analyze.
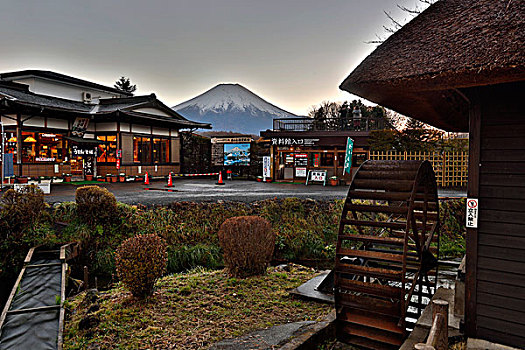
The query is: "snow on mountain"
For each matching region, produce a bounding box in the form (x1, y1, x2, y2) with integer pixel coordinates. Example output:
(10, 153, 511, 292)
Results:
(173, 84, 296, 134)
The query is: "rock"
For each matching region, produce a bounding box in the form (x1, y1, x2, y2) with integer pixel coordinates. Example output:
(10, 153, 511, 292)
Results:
(79, 289, 99, 310)
(78, 313, 100, 331)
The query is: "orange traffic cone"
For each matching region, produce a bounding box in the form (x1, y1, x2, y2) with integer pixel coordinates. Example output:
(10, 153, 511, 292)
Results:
(144, 172, 150, 185)
(216, 171, 225, 185)
(167, 172, 173, 187)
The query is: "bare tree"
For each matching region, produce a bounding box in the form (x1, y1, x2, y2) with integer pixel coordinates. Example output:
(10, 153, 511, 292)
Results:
(368, 0, 438, 44)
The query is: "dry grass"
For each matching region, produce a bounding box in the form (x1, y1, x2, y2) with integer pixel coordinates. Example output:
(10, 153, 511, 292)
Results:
(64, 264, 331, 349)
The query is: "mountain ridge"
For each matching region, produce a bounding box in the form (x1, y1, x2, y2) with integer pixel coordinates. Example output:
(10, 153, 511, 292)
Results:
(173, 83, 296, 134)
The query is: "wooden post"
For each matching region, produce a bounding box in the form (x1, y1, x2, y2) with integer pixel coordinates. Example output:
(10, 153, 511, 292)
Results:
(16, 113, 22, 176)
(429, 300, 449, 350)
(414, 344, 435, 350)
(83, 266, 89, 290)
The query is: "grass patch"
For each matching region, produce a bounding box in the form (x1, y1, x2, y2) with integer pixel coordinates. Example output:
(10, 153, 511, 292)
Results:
(64, 264, 331, 349)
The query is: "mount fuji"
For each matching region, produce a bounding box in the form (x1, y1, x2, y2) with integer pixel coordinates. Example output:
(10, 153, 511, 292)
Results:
(172, 84, 296, 135)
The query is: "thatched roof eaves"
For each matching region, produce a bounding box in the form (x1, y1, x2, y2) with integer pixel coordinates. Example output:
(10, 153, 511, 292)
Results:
(340, 0, 525, 131)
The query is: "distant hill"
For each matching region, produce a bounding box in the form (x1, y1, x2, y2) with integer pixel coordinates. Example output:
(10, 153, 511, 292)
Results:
(173, 83, 296, 134)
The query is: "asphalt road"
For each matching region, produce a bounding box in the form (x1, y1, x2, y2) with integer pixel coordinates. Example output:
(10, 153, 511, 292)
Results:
(43, 178, 466, 206)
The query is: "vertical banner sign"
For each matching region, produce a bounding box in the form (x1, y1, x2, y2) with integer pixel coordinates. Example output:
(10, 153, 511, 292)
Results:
(116, 159, 121, 170)
(466, 198, 479, 228)
(344, 137, 354, 175)
(262, 156, 271, 179)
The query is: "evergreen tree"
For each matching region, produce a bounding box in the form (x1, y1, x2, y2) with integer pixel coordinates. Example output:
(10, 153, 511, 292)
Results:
(114, 76, 137, 94)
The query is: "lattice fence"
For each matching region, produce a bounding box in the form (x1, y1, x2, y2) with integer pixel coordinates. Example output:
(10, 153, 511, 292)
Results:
(370, 151, 468, 187)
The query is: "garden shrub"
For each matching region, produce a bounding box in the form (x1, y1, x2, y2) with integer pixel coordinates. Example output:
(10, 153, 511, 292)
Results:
(115, 234, 167, 298)
(75, 186, 117, 226)
(218, 216, 274, 278)
(167, 244, 223, 273)
(0, 185, 45, 232)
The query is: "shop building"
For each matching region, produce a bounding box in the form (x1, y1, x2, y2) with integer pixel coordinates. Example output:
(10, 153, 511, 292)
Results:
(0, 70, 210, 179)
(260, 115, 388, 182)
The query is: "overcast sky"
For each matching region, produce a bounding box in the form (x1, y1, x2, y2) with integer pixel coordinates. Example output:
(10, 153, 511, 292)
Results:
(0, 0, 427, 115)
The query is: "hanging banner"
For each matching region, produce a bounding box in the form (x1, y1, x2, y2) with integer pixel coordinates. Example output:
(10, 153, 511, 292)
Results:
(262, 156, 271, 179)
(344, 137, 354, 175)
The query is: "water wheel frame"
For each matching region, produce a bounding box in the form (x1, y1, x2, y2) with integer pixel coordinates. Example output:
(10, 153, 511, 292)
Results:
(334, 160, 440, 349)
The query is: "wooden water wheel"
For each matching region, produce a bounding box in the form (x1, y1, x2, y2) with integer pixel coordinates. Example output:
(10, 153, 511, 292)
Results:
(334, 160, 440, 349)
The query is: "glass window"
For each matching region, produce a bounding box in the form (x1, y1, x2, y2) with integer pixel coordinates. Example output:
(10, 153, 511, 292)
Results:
(18, 132, 65, 163)
(320, 152, 334, 166)
(152, 138, 170, 163)
(133, 136, 151, 163)
(97, 135, 117, 163)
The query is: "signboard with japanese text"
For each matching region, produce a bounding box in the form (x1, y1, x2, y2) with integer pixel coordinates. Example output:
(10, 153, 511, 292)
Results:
(71, 117, 90, 137)
(306, 170, 326, 186)
(343, 137, 354, 174)
(466, 198, 479, 228)
(72, 145, 97, 157)
(294, 153, 308, 167)
(211, 143, 224, 166)
(295, 167, 307, 177)
(271, 137, 319, 147)
(262, 156, 271, 178)
(84, 157, 94, 175)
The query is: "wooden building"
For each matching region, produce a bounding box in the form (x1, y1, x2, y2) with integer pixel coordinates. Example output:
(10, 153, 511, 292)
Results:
(0, 70, 210, 179)
(260, 115, 389, 182)
(339, 0, 524, 347)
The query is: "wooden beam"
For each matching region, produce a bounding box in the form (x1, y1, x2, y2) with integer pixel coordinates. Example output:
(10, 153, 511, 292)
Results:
(465, 90, 481, 337)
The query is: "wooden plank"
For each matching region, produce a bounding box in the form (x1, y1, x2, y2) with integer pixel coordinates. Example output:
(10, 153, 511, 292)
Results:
(481, 150, 525, 162)
(478, 221, 525, 237)
(480, 161, 525, 175)
(477, 281, 525, 300)
(481, 137, 525, 150)
(478, 233, 525, 249)
(24, 247, 35, 264)
(478, 245, 525, 263)
(339, 322, 404, 346)
(337, 248, 404, 263)
(6, 305, 60, 315)
(0, 266, 27, 335)
(336, 292, 401, 317)
(478, 256, 525, 275)
(479, 198, 525, 212)
(338, 234, 404, 245)
(480, 174, 525, 187)
(355, 170, 417, 180)
(334, 264, 403, 281)
(476, 327, 525, 350)
(337, 307, 404, 335)
(477, 312, 525, 333)
(337, 277, 402, 299)
(352, 179, 414, 192)
(345, 203, 409, 215)
(477, 292, 525, 313)
(348, 190, 411, 201)
(477, 269, 525, 288)
(479, 186, 525, 200)
(341, 219, 407, 230)
(480, 124, 525, 138)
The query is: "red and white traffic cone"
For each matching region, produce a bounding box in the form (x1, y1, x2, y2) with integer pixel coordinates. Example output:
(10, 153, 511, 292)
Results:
(144, 172, 150, 185)
(216, 171, 225, 185)
(167, 172, 173, 187)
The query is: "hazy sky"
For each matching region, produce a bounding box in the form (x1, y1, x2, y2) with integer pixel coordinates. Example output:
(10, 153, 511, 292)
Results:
(0, 0, 426, 115)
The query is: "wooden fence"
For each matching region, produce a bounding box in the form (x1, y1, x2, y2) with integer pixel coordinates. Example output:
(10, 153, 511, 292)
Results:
(370, 151, 468, 188)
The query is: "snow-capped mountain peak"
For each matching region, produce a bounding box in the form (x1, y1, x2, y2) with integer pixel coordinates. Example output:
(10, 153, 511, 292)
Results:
(172, 84, 296, 134)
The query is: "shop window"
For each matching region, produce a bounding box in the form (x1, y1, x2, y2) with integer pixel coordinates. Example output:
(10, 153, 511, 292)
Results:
(133, 136, 151, 163)
(352, 153, 368, 167)
(97, 135, 117, 163)
(4, 132, 17, 162)
(320, 152, 334, 166)
(18, 132, 64, 163)
(152, 138, 170, 164)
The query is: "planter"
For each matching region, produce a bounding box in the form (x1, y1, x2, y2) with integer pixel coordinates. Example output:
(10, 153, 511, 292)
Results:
(257, 177, 263, 182)
(329, 179, 338, 186)
(85, 175, 94, 181)
(16, 177, 29, 184)
(106, 175, 112, 182)
(64, 176, 72, 183)
(111, 176, 117, 183)
(119, 174, 126, 182)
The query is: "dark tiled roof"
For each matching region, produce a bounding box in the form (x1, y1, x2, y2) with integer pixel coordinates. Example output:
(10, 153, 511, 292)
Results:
(0, 70, 132, 96)
(0, 83, 211, 129)
(340, 0, 525, 131)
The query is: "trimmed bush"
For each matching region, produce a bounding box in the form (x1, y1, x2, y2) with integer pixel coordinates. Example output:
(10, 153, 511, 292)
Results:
(218, 216, 274, 278)
(115, 234, 167, 298)
(0, 185, 45, 232)
(75, 186, 117, 226)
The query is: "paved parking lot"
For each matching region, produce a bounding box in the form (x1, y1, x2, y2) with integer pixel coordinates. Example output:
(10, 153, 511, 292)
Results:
(42, 178, 466, 206)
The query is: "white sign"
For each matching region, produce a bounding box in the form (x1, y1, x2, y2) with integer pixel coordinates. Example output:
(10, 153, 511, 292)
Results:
(295, 167, 307, 177)
(262, 156, 271, 179)
(15, 183, 51, 194)
(466, 198, 479, 228)
(306, 170, 327, 186)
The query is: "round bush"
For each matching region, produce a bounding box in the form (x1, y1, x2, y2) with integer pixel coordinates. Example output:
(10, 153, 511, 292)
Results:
(75, 186, 117, 226)
(218, 216, 274, 278)
(115, 234, 167, 298)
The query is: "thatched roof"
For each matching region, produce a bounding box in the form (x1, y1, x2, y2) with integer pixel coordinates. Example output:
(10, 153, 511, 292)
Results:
(340, 0, 525, 131)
